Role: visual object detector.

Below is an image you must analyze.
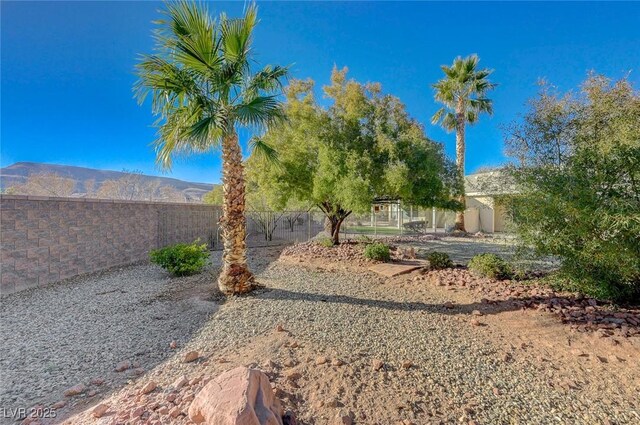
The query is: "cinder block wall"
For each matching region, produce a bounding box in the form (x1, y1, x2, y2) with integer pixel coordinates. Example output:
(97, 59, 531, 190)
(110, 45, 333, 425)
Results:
(0, 195, 221, 295)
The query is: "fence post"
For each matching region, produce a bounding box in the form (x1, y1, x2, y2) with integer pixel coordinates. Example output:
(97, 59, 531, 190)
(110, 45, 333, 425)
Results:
(374, 207, 377, 237)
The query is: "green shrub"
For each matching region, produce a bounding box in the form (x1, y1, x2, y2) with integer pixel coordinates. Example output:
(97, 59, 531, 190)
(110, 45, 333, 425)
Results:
(316, 236, 335, 247)
(504, 75, 640, 302)
(426, 251, 453, 270)
(468, 253, 512, 280)
(150, 240, 209, 276)
(364, 242, 391, 262)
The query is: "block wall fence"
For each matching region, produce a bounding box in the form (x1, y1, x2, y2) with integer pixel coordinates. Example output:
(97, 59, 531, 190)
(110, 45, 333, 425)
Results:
(0, 195, 221, 295)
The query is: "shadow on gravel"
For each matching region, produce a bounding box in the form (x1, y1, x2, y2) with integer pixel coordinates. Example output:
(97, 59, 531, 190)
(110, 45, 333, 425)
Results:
(258, 288, 640, 335)
(259, 287, 520, 315)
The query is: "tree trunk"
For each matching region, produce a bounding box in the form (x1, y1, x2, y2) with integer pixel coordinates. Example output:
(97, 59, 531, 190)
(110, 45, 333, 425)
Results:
(455, 102, 466, 232)
(218, 131, 255, 295)
(319, 203, 351, 245)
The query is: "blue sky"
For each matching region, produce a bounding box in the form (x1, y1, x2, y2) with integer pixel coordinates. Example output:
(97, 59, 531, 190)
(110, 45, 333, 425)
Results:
(2, 1, 639, 184)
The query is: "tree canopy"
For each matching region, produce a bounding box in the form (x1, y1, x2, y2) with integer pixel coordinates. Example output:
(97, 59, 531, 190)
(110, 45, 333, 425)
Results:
(504, 74, 640, 301)
(247, 67, 461, 243)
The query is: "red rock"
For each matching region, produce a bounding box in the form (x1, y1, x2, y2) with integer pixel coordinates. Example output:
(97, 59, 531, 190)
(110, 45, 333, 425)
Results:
(63, 384, 86, 397)
(315, 356, 328, 365)
(115, 360, 131, 372)
(188, 367, 283, 425)
(401, 360, 413, 369)
(130, 406, 144, 418)
(90, 378, 104, 386)
(51, 401, 66, 409)
(371, 359, 384, 371)
(332, 359, 345, 367)
(470, 318, 481, 326)
(92, 404, 109, 418)
(275, 324, 285, 332)
(140, 381, 157, 395)
(184, 351, 199, 363)
(172, 375, 189, 390)
(169, 340, 178, 349)
(492, 387, 501, 396)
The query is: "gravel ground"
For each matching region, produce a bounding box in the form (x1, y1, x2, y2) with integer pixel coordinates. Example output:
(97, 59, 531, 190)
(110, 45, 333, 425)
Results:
(64, 258, 638, 425)
(2, 241, 637, 425)
(0, 248, 280, 422)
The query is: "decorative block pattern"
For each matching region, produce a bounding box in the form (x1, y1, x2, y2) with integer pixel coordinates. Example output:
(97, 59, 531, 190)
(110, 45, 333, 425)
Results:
(0, 195, 221, 295)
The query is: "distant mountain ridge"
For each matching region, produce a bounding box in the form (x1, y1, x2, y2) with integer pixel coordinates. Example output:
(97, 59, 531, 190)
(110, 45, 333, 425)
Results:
(0, 162, 215, 201)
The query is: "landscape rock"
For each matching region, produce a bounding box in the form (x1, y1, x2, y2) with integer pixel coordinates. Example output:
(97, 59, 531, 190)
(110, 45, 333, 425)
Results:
(63, 384, 86, 397)
(51, 401, 66, 409)
(140, 381, 157, 395)
(115, 360, 131, 372)
(184, 351, 199, 363)
(315, 356, 329, 365)
(172, 375, 189, 390)
(92, 403, 109, 418)
(188, 366, 284, 425)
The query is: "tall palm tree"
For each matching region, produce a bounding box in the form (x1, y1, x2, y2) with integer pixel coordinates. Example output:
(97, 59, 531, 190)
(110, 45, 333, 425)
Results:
(431, 54, 496, 232)
(135, 1, 287, 294)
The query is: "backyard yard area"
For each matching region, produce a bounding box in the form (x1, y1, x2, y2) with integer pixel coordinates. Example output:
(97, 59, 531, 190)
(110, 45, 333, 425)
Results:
(1, 238, 638, 425)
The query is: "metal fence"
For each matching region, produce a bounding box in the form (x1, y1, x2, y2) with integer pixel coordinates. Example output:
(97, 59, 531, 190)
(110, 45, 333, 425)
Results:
(157, 209, 326, 251)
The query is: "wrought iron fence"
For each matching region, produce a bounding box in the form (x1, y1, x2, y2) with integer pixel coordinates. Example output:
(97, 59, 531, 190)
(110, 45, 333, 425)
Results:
(157, 209, 325, 251)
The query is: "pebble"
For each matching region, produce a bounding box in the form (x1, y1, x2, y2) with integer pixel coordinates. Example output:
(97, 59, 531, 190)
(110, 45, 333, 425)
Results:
(183, 351, 199, 363)
(92, 403, 109, 418)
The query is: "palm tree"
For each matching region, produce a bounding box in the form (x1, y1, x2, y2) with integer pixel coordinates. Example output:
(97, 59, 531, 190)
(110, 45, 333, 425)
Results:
(431, 54, 496, 232)
(135, 1, 287, 294)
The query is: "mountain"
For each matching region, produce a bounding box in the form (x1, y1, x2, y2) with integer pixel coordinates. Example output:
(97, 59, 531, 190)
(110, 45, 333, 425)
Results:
(0, 162, 215, 201)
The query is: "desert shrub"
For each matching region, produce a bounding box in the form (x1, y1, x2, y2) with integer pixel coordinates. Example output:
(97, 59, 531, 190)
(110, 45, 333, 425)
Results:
(504, 75, 640, 301)
(150, 240, 209, 276)
(356, 234, 373, 244)
(316, 236, 335, 247)
(426, 251, 453, 270)
(468, 253, 512, 280)
(364, 242, 391, 262)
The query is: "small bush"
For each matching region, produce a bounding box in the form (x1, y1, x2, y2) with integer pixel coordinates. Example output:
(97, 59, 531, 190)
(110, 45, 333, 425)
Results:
(468, 253, 512, 280)
(316, 236, 335, 247)
(426, 251, 453, 270)
(364, 242, 391, 262)
(150, 240, 209, 276)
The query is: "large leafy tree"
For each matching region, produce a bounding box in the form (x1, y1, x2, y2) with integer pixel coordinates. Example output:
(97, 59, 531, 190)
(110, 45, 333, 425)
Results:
(505, 75, 640, 301)
(135, 1, 287, 295)
(431, 54, 496, 231)
(247, 68, 461, 245)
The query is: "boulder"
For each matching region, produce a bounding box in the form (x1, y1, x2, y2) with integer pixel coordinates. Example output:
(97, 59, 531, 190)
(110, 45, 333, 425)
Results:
(188, 367, 283, 425)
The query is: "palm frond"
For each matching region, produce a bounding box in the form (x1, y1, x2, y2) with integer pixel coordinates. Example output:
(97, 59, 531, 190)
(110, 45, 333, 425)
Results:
(245, 64, 289, 99)
(432, 108, 457, 131)
(249, 136, 280, 164)
(220, 3, 257, 65)
(234, 95, 286, 129)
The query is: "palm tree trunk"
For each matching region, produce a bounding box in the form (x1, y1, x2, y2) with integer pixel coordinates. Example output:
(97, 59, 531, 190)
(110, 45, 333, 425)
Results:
(218, 130, 255, 295)
(455, 104, 466, 232)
